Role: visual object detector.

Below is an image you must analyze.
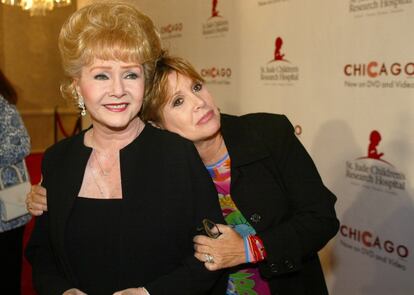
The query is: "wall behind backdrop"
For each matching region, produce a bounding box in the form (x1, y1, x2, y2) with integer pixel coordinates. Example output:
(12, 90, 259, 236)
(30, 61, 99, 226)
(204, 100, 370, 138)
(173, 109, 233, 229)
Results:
(0, 2, 77, 152)
(78, 1, 414, 294)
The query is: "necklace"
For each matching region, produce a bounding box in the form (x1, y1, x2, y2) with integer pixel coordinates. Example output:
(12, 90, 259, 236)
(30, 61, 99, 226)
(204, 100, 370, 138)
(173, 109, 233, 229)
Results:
(90, 132, 118, 177)
(89, 160, 107, 198)
(92, 149, 117, 176)
(90, 121, 145, 176)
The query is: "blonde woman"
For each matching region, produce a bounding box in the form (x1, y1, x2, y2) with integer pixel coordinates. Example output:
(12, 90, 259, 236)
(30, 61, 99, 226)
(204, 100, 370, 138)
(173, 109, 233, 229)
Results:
(25, 3, 223, 295)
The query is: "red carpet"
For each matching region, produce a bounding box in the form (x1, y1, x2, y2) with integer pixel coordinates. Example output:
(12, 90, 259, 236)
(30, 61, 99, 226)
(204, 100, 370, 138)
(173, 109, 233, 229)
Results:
(22, 152, 43, 295)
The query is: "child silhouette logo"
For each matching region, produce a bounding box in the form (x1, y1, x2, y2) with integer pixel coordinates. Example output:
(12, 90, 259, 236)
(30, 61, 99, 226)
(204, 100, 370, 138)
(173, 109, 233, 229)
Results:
(274, 37, 285, 61)
(368, 130, 384, 160)
(357, 130, 392, 166)
(203, 0, 228, 36)
(269, 37, 289, 63)
(211, 0, 220, 17)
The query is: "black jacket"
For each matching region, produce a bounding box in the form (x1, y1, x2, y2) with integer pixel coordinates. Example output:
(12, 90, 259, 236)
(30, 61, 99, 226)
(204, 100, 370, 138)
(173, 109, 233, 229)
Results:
(212, 113, 339, 295)
(26, 125, 225, 295)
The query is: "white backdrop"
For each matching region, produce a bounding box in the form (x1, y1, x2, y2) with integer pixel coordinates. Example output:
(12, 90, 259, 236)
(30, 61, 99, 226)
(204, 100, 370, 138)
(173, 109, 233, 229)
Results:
(79, 1, 414, 294)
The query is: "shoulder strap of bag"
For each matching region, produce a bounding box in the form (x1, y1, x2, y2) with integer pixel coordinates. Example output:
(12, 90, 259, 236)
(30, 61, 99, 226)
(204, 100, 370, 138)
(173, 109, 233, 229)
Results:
(0, 161, 29, 190)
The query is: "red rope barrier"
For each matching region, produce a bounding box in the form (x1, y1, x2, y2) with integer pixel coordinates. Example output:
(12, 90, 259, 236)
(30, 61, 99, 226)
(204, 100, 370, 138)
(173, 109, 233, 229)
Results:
(54, 109, 82, 139)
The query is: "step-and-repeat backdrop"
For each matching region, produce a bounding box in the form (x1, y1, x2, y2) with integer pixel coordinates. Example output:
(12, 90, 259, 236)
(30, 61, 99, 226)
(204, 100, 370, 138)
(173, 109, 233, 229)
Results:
(113, 0, 413, 293)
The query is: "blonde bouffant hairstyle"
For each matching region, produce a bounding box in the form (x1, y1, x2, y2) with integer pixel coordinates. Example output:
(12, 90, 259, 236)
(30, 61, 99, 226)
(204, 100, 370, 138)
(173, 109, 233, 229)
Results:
(59, 1, 162, 103)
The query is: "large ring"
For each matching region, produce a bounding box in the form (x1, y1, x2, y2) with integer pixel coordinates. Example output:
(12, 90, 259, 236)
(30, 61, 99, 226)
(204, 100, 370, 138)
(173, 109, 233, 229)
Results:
(205, 254, 214, 264)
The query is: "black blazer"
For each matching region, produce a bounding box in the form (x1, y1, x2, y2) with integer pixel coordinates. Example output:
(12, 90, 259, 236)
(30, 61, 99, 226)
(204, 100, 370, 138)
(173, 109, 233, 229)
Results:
(26, 125, 225, 295)
(212, 113, 339, 295)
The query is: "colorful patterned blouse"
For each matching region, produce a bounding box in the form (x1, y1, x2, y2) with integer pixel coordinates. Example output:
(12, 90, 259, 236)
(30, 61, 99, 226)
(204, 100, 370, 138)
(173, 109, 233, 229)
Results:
(0, 95, 31, 232)
(205, 153, 271, 295)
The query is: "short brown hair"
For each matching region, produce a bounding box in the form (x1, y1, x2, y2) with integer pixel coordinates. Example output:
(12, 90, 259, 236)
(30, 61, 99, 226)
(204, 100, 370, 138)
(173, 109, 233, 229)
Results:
(142, 54, 204, 124)
(59, 1, 162, 103)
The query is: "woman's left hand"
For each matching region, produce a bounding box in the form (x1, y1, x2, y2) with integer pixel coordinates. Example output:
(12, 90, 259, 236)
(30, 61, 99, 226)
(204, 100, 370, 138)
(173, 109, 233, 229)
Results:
(193, 224, 245, 271)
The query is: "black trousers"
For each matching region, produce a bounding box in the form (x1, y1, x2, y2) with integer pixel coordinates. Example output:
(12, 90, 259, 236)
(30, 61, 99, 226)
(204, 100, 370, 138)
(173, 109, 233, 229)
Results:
(0, 225, 25, 295)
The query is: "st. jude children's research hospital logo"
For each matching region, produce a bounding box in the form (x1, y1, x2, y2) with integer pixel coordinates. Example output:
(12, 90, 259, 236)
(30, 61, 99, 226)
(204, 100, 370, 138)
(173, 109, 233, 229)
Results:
(345, 130, 406, 193)
(202, 0, 229, 37)
(260, 37, 299, 84)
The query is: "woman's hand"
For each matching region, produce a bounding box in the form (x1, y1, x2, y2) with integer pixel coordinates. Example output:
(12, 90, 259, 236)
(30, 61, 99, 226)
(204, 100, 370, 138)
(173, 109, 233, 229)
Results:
(63, 288, 87, 295)
(26, 184, 48, 216)
(193, 224, 245, 271)
(113, 287, 149, 295)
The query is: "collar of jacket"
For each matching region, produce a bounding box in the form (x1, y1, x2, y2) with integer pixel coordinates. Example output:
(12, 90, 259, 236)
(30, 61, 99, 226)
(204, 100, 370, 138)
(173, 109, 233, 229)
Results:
(50, 124, 154, 219)
(220, 113, 270, 167)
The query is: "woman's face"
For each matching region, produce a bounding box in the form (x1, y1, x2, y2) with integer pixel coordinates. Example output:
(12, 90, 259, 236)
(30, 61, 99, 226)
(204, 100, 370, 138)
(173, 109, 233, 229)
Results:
(161, 72, 221, 143)
(76, 58, 145, 131)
